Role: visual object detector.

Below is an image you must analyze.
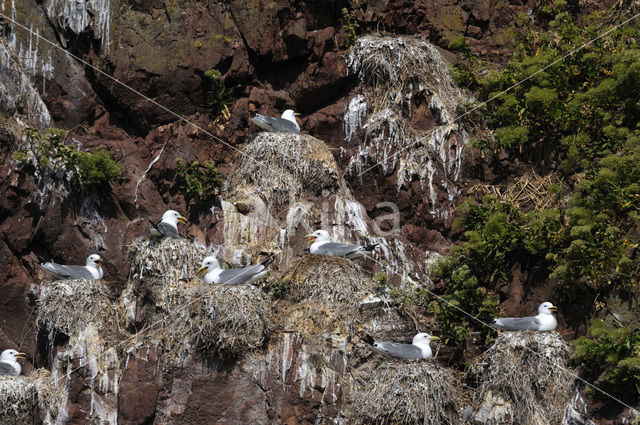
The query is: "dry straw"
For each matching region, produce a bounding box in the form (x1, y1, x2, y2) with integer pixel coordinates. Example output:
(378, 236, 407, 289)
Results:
(37, 279, 124, 343)
(350, 362, 459, 425)
(471, 331, 573, 424)
(234, 132, 340, 205)
(126, 237, 270, 359)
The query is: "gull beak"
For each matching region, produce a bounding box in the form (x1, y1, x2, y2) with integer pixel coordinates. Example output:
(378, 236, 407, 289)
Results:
(550, 306, 558, 312)
(198, 266, 208, 276)
(429, 336, 440, 341)
(295, 112, 301, 123)
(16, 352, 27, 359)
(177, 216, 188, 225)
(305, 234, 317, 242)
(94, 259, 103, 266)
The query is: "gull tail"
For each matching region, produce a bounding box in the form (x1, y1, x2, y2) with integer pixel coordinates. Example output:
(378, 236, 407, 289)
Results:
(260, 256, 275, 268)
(362, 334, 376, 346)
(363, 244, 379, 252)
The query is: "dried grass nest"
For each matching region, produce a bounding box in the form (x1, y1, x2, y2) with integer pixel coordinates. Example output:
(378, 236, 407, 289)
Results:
(37, 278, 123, 342)
(349, 361, 460, 425)
(233, 132, 340, 205)
(0, 375, 37, 424)
(274, 255, 375, 335)
(471, 331, 573, 424)
(126, 237, 271, 359)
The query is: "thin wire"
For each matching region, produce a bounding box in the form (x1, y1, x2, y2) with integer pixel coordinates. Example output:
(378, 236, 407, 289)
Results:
(0, 5, 638, 418)
(364, 254, 639, 414)
(355, 11, 640, 178)
(0, 10, 281, 177)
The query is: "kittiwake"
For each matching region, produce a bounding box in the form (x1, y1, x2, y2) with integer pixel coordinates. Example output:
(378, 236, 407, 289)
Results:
(198, 255, 273, 285)
(368, 333, 440, 360)
(493, 301, 558, 331)
(0, 349, 26, 376)
(40, 254, 104, 280)
(306, 230, 378, 259)
(147, 210, 188, 240)
(250, 109, 300, 134)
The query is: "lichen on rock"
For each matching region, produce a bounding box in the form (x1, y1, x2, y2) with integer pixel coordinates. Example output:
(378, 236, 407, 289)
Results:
(471, 331, 574, 425)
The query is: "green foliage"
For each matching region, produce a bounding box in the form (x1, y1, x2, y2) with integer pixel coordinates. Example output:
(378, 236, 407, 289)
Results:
(448, 36, 471, 59)
(269, 280, 289, 300)
(571, 319, 640, 400)
(372, 272, 389, 287)
(429, 258, 501, 347)
(476, 12, 640, 166)
(204, 69, 233, 115)
(175, 159, 222, 205)
(340, 7, 358, 48)
(16, 127, 122, 187)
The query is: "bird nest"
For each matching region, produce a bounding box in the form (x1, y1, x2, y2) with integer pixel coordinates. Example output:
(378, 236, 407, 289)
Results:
(37, 279, 124, 343)
(471, 331, 573, 424)
(131, 283, 270, 360)
(233, 132, 340, 205)
(349, 362, 460, 425)
(127, 237, 207, 310)
(0, 376, 37, 424)
(273, 255, 375, 346)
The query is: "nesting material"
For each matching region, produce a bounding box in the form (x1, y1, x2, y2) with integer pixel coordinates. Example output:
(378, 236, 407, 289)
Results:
(127, 237, 207, 309)
(350, 362, 459, 425)
(274, 255, 375, 347)
(472, 331, 573, 425)
(234, 133, 340, 205)
(0, 376, 37, 424)
(346, 35, 467, 196)
(37, 279, 122, 342)
(133, 283, 270, 359)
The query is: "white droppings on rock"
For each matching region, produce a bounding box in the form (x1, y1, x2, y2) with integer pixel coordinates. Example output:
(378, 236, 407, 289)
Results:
(45, 0, 111, 52)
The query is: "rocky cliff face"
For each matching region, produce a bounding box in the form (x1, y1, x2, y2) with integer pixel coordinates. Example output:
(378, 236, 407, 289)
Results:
(0, 0, 630, 424)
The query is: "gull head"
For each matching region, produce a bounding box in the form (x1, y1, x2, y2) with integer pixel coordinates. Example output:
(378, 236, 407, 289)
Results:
(539, 301, 558, 315)
(281, 109, 298, 122)
(0, 349, 26, 362)
(162, 210, 188, 225)
(413, 333, 440, 346)
(198, 256, 220, 276)
(306, 229, 330, 244)
(86, 254, 103, 267)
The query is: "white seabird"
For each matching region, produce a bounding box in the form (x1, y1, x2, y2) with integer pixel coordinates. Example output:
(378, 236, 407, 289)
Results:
(0, 349, 26, 376)
(147, 210, 188, 240)
(250, 109, 301, 134)
(198, 256, 273, 285)
(493, 301, 558, 331)
(40, 254, 104, 280)
(306, 230, 378, 259)
(370, 333, 440, 360)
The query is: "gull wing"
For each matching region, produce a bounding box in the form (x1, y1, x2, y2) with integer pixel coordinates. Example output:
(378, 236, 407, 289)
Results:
(0, 362, 18, 376)
(373, 342, 423, 359)
(494, 316, 542, 331)
(216, 264, 266, 285)
(40, 263, 94, 280)
(314, 242, 362, 257)
(251, 114, 300, 134)
(156, 222, 180, 239)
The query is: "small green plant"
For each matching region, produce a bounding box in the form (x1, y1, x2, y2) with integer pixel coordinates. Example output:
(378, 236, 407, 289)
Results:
(269, 280, 289, 300)
(429, 258, 501, 347)
(372, 272, 389, 287)
(203, 69, 233, 116)
(175, 159, 222, 204)
(16, 127, 123, 187)
(340, 7, 359, 48)
(571, 318, 640, 401)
